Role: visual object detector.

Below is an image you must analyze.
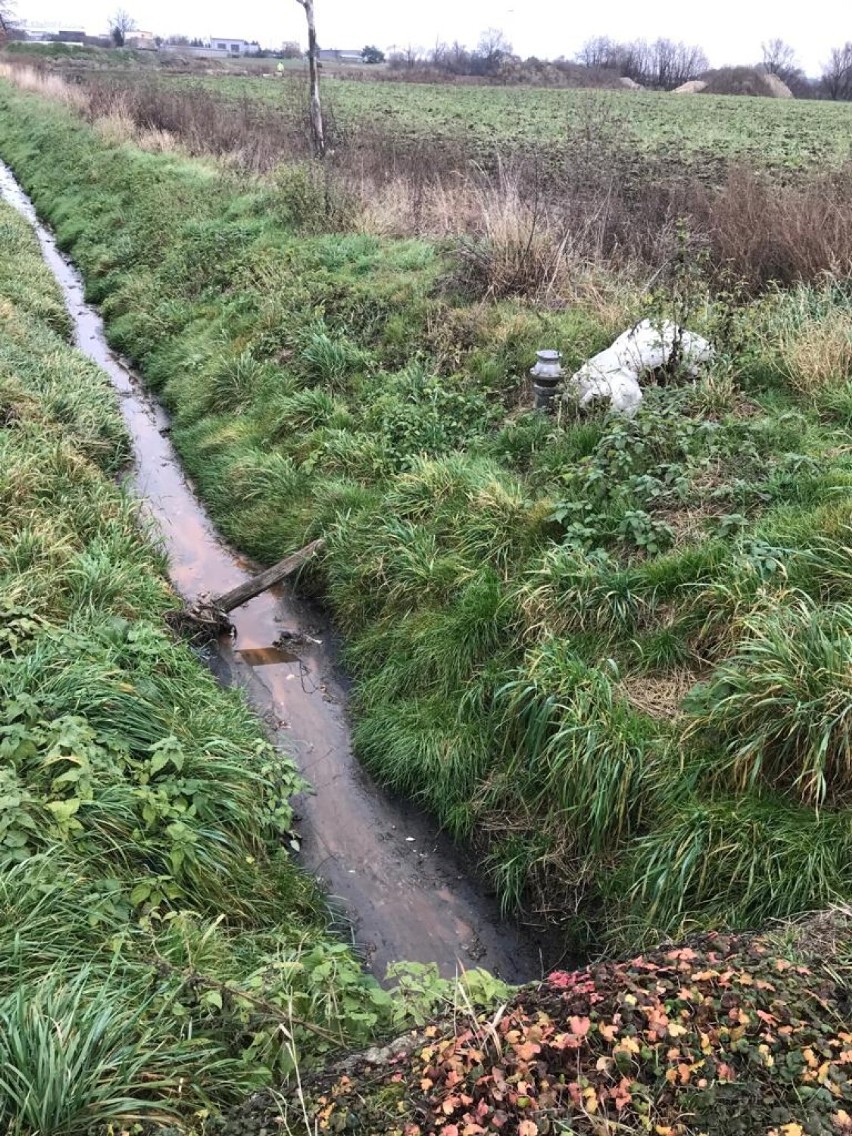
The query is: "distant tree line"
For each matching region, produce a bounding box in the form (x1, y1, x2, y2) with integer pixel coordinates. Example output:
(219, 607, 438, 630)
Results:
(389, 29, 519, 78)
(578, 33, 852, 100)
(378, 25, 852, 100)
(576, 36, 708, 89)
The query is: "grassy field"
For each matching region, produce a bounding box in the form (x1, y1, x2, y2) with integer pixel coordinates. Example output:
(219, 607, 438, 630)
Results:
(2, 71, 852, 963)
(196, 75, 852, 173)
(18, 41, 852, 176)
(4, 55, 852, 1135)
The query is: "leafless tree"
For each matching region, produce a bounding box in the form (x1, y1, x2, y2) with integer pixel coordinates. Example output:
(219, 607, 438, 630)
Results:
(576, 36, 618, 68)
(475, 27, 513, 74)
(759, 38, 809, 96)
(109, 8, 137, 47)
(0, 0, 20, 38)
(429, 39, 448, 68)
(388, 43, 424, 69)
(447, 40, 471, 73)
(821, 43, 852, 100)
(294, 0, 324, 156)
(646, 38, 708, 89)
(761, 38, 797, 78)
(822, 44, 852, 102)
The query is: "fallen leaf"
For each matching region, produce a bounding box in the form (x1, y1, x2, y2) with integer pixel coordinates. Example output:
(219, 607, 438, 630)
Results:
(612, 1078, 632, 1110)
(513, 1040, 541, 1061)
(583, 1086, 599, 1114)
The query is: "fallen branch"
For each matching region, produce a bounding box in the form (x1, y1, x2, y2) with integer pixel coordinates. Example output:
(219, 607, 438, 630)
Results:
(213, 539, 324, 614)
(166, 539, 324, 645)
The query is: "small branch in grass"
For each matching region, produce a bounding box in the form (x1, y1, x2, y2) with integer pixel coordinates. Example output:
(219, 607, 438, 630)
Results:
(154, 957, 343, 1044)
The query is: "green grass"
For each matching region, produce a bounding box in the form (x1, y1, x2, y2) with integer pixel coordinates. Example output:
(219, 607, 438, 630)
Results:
(3, 81, 852, 956)
(0, 195, 401, 1131)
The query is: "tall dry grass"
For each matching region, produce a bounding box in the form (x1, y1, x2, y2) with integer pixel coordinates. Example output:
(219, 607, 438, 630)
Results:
(0, 62, 88, 111)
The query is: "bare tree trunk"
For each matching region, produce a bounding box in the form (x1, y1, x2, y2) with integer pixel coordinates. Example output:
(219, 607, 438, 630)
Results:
(296, 0, 325, 157)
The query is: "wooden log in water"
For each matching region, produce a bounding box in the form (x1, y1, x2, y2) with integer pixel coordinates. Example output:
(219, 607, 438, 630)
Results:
(212, 539, 324, 614)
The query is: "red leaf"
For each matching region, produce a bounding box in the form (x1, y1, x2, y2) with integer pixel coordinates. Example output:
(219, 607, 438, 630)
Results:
(612, 1077, 632, 1110)
(548, 971, 573, 988)
(570, 1016, 591, 1037)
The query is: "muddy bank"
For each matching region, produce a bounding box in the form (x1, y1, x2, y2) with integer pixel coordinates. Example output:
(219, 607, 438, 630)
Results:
(0, 159, 555, 983)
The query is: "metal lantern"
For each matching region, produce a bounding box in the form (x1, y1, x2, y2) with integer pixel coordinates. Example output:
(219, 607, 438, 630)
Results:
(530, 349, 564, 411)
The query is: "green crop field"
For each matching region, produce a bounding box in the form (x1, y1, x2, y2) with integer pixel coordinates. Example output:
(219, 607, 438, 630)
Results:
(168, 74, 852, 173)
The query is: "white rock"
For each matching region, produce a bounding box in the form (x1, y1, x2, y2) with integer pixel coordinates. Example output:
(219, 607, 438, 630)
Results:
(673, 79, 708, 94)
(567, 319, 714, 417)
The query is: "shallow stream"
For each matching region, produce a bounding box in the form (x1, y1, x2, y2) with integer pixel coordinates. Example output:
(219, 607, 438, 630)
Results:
(0, 160, 551, 982)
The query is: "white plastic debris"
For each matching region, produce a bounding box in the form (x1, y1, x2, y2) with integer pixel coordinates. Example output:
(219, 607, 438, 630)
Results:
(567, 319, 714, 417)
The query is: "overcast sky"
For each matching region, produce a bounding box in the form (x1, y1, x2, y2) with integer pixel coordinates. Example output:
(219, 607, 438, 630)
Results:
(21, 0, 849, 75)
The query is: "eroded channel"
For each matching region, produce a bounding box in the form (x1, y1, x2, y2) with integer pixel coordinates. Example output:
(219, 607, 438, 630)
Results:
(0, 161, 550, 982)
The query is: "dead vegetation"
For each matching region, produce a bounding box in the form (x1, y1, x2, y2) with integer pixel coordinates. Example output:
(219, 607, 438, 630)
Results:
(621, 668, 700, 719)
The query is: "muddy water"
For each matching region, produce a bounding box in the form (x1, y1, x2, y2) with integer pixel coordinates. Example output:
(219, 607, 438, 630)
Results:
(0, 162, 549, 983)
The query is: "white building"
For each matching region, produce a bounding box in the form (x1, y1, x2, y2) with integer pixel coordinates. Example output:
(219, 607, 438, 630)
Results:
(318, 48, 363, 63)
(208, 37, 261, 56)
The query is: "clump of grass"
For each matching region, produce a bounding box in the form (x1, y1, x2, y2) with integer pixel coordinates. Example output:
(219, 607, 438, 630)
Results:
(487, 642, 659, 854)
(353, 686, 491, 839)
(268, 387, 350, 436)
(300, 325, 368, 390)
(517, 545, 648, 641)
(686, 593, 852, 806)
(780, 310, 852, 395)
(627, 794, 852, 938)
(453, 166, 572, 300)
(751, 285, 852, 397)
(0, 970, 229, 1136)
(205, 349, 269, 412)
